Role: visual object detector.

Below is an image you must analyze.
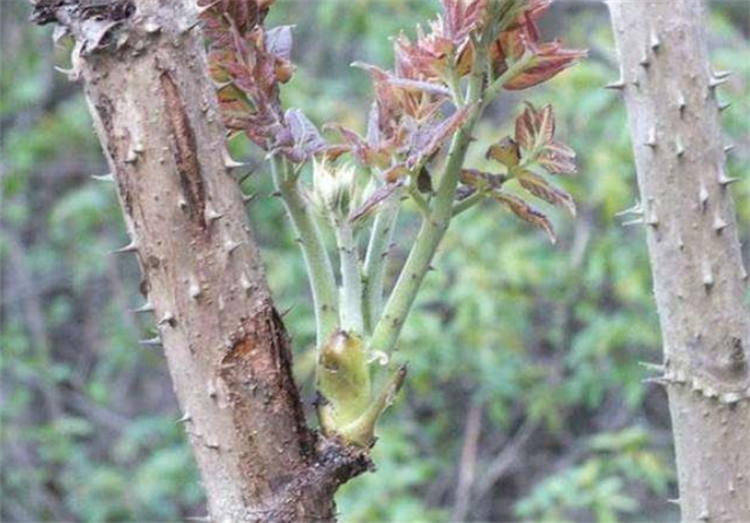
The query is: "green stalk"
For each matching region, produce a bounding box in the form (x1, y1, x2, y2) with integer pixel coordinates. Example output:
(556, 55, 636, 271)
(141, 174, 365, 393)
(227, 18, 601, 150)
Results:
(271, 155, 339, 344)
(367, 31, 533, 356)
(362, 193, 401, 334)
(452, 191, 485, 217)
(335, 222, 364, 334)
(367, 114, 479, 355)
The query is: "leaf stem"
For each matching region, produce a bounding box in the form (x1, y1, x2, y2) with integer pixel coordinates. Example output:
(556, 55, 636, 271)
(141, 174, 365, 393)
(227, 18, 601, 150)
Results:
(367, 24, 527, 355)
(362, 192, 401, 334)
(271, 155, 339, 344)
(452, 190, 485, 217)
(335, 222, 364, 334)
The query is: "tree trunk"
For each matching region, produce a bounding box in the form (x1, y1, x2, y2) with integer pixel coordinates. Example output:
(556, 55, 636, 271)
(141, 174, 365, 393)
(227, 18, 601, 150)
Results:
(606, 1, 750, 521)
(31, 1, 367, 522)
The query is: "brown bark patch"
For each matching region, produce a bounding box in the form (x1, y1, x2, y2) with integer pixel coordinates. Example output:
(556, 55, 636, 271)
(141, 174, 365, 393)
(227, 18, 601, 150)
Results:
(160, 72, 207, 228)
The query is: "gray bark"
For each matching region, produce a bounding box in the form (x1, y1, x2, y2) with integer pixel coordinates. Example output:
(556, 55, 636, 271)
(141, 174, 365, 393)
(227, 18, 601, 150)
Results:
(606, 1, 750, 521)
(31, 1, 368, 522)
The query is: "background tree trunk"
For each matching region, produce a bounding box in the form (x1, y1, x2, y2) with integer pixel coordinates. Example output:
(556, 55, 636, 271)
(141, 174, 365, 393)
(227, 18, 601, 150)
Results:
(30, 1, 367, 522)
(606, 1, 750, 521)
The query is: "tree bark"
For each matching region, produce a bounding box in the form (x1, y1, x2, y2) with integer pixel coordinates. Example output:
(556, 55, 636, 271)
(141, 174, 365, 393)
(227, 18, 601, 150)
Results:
(31, 1, 368, 522)
(606, 1, 750, 521)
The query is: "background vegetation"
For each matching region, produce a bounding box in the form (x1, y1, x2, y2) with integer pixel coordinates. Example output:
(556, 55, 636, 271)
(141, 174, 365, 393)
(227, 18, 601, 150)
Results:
(1, 1, 748, 522)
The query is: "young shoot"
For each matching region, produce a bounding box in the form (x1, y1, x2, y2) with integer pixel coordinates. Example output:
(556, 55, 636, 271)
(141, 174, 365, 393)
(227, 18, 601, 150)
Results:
(199, 0, 585, 447)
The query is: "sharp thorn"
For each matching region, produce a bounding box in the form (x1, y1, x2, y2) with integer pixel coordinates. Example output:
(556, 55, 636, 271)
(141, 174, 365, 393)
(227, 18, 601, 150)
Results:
(205, 206, 223, 223)
(92, 173, 115, 182)
(638, 361, 666, 373)
(649, 31, 661, 52)
(615, 201, 643, 217)
(622, 218, 645, 227)
(242, 193, 257, 205)
(280, 304, 295, 318)
(132, 302, 155, 314)
(676, 92, 687, 114)
(223, 150, 248, 170)
(605, 78, 626, 90)
(718, 175, 739, 187)
(699, 183, 710, 211)
(724, 144, 735, 154)
(718, 101, 732, 113)
(176, 412, 192, 424)
(112, 241, 138, 254)
(675, 138, 686, 159)
(139, 336, 163, 348)
(158, 312, 176, 326)
(713, 69, 733, 80)
(709, 76, 729, 89)
(713, 212, 729, 233)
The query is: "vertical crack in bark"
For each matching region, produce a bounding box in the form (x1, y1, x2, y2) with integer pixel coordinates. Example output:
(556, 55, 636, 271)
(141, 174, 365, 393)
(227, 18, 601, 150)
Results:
(160, 72, 207, 228)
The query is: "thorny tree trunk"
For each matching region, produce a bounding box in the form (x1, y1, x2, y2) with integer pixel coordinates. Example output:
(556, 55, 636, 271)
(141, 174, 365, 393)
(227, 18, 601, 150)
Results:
(606, 1, 750, 521)
(31, 1, 368, 522)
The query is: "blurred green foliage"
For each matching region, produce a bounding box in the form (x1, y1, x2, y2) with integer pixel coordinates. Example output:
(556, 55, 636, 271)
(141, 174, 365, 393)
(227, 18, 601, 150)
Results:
(1, 2, 748, 522)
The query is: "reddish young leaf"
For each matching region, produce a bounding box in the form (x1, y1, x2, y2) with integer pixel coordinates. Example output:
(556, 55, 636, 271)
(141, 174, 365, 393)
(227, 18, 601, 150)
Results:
(517, 170, 576, 216)
(488, 0, 585, 90)
(350, 181, 403, 224)
(504, 43, 586, 90)
(491, 191, 557, 244)
(538, 141, 577, 175)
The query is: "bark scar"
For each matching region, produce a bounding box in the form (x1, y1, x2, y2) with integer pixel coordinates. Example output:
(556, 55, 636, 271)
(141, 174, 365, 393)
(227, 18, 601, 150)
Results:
(688, 335, 750, 394)
(160, 72, 207, 228)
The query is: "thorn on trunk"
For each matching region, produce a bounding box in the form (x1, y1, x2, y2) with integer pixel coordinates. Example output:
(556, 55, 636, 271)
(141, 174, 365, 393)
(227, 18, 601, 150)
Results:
(718, 100, 732, 113)
(242, 192, 257, 205)
(139, 336, 162, 348)
(649, 30, 661, 52)
(676, 92, 687, 115)
(675, 138, 686, 159)
(176, 412, 192, 424)
(280, 305, 295, 318)
(605, 78, 626, 91)
(713, 212, 729, 234)
(205, 205, 223, 224)
(712, 69, 733, 80)
(709, 76, 729, 89)
(112, 241, 139, 255)
(644, 127, 657, 149)
(132, 302, 155, 314)
(189, 278, 202, 300)
(158, 312, 176, 327)
(699, 183, 710, 211)
(92, 173, 114, 182)
(639, 51, 650, 68)
(717, 168, 738, 187)
(223, 150, 248, 170)
(702, 261, 714, 291)
(615, 201, 643, 217)
(724, 144, 735, 155)
(240, 272, 253, 294)
(622, 218, 644, 227)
